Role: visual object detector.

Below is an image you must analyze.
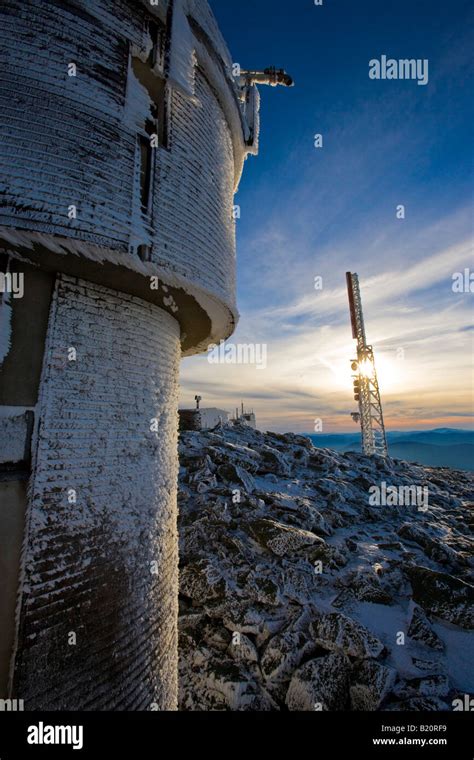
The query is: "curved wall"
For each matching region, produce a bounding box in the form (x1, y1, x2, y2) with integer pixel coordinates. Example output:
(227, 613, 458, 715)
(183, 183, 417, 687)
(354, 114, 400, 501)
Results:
(0, 0, 250, 352)
(13, 276, 181, 710)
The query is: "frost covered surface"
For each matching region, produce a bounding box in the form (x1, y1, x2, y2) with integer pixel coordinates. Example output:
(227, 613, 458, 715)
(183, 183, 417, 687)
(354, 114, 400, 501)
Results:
(0, 411, 29, 464)
(0, 0, 253, 353)
(168, 0, 197, 98)
(241, 85, 261, 157)
(178, 424, 474, 711)
(0, 227, 237, 357)
(14, 276, 181, 710)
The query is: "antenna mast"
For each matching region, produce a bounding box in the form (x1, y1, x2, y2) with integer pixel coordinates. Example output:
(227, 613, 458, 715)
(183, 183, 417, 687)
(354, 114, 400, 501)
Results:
(346, 272, 388, 457)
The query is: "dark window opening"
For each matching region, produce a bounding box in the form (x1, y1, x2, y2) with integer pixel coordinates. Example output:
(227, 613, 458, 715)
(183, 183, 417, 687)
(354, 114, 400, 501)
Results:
(0, 261, 55, 407)
(132, 55, 170, 150)
(137, 244, 151, 262)
(146, 20, 164, 70)
(0, 254, 8, 274)
(144, 118, 155, 137)
(0, 254, 8, 309)
(131, 13, 169, 151)
(138, 134, 153, 213)
(128, 15, 170, 257)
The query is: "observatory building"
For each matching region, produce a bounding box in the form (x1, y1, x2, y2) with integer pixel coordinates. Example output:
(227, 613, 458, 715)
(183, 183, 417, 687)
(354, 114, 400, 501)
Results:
(0, 0, 269, 710)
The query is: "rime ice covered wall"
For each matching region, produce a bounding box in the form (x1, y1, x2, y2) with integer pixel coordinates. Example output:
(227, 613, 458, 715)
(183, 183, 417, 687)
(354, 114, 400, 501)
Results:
(0, 0, 143, 250)
(153, 71, 236, 306)
(0, 0, 249, 331)
(13, 276, 181, 710)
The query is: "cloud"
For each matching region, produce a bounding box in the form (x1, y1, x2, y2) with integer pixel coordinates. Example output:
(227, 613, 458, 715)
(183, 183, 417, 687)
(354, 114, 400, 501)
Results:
(181, 205, 473, 433)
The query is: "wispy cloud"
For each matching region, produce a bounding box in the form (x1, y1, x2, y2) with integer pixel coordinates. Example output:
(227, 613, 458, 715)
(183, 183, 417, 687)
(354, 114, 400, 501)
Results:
(181, 205, 473, 433)
(181, 7, 473, 433)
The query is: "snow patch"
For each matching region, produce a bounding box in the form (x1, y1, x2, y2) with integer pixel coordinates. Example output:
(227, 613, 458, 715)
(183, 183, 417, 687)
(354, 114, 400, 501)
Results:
(434, 621, 474, 693)
(168, 0, 197, 99)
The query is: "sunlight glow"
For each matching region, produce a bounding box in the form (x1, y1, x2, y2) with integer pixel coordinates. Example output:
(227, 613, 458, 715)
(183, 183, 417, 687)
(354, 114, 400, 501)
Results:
(359, 359, 374, 378)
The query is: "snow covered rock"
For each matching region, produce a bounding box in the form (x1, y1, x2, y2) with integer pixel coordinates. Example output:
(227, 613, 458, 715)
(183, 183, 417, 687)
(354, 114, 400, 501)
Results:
(406, 566, 474, 629)
(247, 518, 324, 557)
(217, 463, 256, 493)
(180, 559, 226, 603)
(310, 612, 384, 659)
(350, 661, 397, 711)
(261, 623, 317, 700)
(260, 445, 292, 476)
(228, 633, 259, 665)
(393, 674, 450, 699)
(408, 606, 445, 651)
(398, 523, 463, 568)
(285, 653, 351, 711)
(177, 424, 474, 711)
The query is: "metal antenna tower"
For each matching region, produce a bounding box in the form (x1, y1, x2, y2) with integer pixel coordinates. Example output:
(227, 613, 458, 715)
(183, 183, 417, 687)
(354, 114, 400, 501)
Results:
(346, 272, 388, 457)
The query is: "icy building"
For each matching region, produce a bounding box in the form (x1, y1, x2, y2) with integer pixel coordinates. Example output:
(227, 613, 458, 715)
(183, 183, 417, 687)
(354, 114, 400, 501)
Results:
(0, 0, 263, 710)
(179, 408, 230, 431)
(232, 404, 257, 429)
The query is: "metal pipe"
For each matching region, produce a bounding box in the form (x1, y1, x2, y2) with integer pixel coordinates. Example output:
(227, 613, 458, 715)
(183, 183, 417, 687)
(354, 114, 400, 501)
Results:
(239, 67, 294, 88)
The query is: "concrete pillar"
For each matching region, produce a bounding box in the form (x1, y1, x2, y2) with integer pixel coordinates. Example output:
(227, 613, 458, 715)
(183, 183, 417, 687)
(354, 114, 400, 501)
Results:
(12, 276, 181, 709)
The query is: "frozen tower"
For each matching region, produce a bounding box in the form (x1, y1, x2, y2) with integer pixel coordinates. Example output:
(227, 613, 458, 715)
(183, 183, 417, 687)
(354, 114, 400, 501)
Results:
(346, 272, 388, 457)
(0, 0, 287, 710)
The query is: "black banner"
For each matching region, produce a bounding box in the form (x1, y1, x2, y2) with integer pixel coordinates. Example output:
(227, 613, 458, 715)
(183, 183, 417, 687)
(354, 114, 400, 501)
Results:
(0, 711, 472, 758)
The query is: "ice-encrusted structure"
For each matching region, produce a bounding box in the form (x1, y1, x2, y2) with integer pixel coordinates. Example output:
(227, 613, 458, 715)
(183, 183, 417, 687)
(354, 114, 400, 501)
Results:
(179, 424, 474, 711)
(0, 0, 259, 710)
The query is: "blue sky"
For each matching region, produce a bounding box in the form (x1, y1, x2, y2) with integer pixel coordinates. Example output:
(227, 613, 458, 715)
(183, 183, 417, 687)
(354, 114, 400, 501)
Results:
(181, 0, 474, 433)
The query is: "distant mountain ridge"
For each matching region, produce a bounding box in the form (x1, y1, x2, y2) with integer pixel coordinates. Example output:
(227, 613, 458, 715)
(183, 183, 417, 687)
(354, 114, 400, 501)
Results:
(307, 429, 474, 472)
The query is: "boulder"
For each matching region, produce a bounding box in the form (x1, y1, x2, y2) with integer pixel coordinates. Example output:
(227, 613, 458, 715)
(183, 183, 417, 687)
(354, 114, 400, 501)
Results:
(285, 653, 351, 711)
(179, 559, 226, 604)
(408, 606, 444, 651)
(261, 629, 316, 699)
(393, 675, 450, 699)
(247, 518, 324, 557)
(242, 571, 282, 607)
(259, 445, 292, 476)
(398, 523, 460, 567)
(350, 661, 397, 711)
(405, 566, 474, 629)
(181, 654, 276, 711)
(217, 463, 256, 494)
(228, 633, 259, 665)
(344, 569, 393, 605)
(311, 612, 384, 659)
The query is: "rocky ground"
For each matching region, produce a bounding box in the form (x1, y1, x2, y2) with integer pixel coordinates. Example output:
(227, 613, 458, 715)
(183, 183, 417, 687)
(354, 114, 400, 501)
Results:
(178, 423, 474, 711)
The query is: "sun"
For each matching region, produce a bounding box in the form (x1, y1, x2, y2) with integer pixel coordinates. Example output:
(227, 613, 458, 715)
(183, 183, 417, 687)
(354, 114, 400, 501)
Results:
(324, 350, 403, 395)
(367, 353, 403, 394)
(358, 359, 374, 378)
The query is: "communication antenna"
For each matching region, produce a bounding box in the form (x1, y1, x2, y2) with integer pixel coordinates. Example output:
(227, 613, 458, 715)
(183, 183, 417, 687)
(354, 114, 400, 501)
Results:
(346, 272, 388, 457)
